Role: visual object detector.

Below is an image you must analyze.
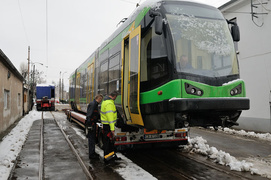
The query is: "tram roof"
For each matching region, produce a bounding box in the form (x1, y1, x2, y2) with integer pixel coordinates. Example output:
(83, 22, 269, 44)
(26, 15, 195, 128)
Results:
(98, 0, 214, 53)
(75, 0, 215, 76)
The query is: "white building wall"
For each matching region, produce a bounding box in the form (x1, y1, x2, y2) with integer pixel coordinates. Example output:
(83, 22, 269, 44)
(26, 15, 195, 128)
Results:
(220, 0, 271, 132)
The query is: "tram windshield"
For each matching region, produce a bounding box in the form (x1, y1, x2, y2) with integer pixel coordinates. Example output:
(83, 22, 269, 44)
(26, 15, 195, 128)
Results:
(163, 3, 239, 78)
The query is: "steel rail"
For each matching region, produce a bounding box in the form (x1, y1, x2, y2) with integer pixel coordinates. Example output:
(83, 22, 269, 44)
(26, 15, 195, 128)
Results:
(141, 152, 195, 180)
(39, 111, 44, 180)
(176, 150, 253, 180)
(50, 112, 93, 180)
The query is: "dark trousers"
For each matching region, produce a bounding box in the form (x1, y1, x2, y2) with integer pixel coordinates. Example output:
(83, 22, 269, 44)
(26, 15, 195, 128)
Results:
(88, 125, 96, 157)
(103, 124, 115, 160)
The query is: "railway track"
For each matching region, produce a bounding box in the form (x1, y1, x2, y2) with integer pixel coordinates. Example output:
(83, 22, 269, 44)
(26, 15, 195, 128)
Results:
(45, 111, 93, 180)
(9, 111, 92, 180)
(124, 148, 265, 180)
(9, 111, 266, 180)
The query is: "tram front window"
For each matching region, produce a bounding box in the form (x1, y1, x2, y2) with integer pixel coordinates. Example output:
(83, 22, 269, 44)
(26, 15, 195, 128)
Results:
(164, 3, 239, 78)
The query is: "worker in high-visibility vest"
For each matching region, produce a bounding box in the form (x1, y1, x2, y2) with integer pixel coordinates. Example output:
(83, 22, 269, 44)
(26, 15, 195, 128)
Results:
(101, 91, 121, 163)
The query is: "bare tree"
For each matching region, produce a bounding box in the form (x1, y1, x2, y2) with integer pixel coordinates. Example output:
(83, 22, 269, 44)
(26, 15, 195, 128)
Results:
(33, 70, 46, 84)
(20, 62, 28, 79)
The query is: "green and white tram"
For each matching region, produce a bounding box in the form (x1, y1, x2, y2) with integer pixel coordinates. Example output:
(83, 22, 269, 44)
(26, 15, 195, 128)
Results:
(69, 0, 249, 148)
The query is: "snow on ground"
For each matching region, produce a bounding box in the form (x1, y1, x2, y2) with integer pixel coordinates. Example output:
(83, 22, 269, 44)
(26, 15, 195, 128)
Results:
(1, 109, 271, 179)
(182, 136, 271, 179)
(96, 147, 157, 180)
(183, 136, 255, 171)
(221, 127, 271, 142)
(70, 121, 157, 180)
(0, 110, 42, 180)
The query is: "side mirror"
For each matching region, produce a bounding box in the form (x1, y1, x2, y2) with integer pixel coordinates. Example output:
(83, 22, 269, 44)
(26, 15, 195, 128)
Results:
(231, 24, 240, 42)
(155, 15, 163, 35)
(149, 9, 163, 35)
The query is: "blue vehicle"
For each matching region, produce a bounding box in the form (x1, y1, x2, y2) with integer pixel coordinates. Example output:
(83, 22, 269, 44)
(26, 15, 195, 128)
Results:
(36, 84, 55, 111)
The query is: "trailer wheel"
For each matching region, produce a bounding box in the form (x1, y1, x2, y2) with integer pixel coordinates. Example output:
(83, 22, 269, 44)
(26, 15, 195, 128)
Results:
(68, 113, 72, 122)
(67, 112, 72, 122)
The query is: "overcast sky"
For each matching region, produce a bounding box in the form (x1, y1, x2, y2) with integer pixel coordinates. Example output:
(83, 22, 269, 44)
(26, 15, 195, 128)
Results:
(0, 0, 229, 90)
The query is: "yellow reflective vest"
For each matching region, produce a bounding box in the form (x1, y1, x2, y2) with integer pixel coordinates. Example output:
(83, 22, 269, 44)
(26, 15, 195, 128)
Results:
(100, 97, 117, 131)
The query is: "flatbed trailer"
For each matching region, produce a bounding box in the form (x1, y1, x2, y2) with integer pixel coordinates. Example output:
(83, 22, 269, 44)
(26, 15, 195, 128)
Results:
(66, 110, 188, 150)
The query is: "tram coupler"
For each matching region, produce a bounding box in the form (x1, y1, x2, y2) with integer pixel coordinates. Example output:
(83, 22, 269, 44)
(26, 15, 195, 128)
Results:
(221, 116, 239, 129)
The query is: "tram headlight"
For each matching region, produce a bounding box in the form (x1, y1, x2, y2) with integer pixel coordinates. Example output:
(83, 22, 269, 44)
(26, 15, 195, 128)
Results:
(185, 83, 203, 96)
(191, 88, 196, 94)
(230, 84, 242, 96)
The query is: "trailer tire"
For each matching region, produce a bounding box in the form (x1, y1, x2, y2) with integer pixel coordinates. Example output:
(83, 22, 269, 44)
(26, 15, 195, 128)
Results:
(68, 113, 72, 122)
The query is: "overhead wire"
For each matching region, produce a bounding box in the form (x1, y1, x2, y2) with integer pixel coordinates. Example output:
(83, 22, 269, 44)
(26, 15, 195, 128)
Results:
(256, 0, 271, 12)
(251, 0, 271, 27)
(46, 0, 49, 82)
(118, 0, 136, 5)
(17, 0, 29, 45)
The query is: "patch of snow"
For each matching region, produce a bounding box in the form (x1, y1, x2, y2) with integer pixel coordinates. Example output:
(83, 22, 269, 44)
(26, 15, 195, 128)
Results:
(95, 147, 157, 180)
(246, 157, 271, 179)
(209, 127, 271, 142)
(182, 136, 271, 178)
(36, 84, 54, 87)
(43, 111, 53, 119)
(223, 128, 271, 142)
(0, 110, 42, 180)
(222, 79, 243, 86)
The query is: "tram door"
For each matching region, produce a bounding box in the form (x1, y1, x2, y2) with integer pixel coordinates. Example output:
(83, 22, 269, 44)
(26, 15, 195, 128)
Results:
(87, 62, 94, 103)
(121, 25, 144, 126)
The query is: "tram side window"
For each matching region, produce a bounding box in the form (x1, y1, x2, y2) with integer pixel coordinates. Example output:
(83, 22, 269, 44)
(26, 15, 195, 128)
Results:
(108, 53, 120, 93)
(81, 69, 87, 103)
(75, 73, 81, 105)
(99, 60, 109, 95)
(148, 36, 168, 79)
(69, 77, 75, 101)
(141, 27, 169, 92)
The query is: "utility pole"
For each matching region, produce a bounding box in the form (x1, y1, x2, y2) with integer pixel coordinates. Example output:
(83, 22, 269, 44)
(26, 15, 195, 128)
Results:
(28, 46, 30, 85)
(27, 46, 30, 112)
(59, 71, 61, 103)
(62, 72, 67, 103)
(33, 64, 35, 96)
